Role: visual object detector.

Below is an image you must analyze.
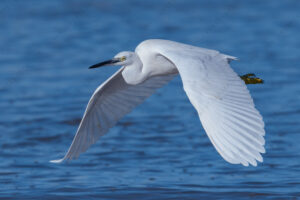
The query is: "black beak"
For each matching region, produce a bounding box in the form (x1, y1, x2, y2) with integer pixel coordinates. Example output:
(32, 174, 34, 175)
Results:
(89, 58, 120, 69)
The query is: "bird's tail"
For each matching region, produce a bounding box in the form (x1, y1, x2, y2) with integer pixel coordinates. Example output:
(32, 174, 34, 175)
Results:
(240, 73, 264, 84)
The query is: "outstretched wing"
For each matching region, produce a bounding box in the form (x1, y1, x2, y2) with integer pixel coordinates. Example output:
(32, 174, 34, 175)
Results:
(51, 67, 175, 163)
(159, 42, 265, 166)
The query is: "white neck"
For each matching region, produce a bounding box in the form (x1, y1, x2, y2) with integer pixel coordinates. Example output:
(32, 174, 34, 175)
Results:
(121, 55, 146, 85)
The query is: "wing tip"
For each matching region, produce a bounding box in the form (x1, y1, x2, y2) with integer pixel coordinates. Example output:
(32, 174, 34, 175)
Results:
(241, 153, 264, 167)
(226, 149, 265, 167)
(50, 158, 65, 164)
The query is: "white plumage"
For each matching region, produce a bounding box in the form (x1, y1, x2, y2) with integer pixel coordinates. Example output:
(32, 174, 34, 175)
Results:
(51, 39, 265, 166)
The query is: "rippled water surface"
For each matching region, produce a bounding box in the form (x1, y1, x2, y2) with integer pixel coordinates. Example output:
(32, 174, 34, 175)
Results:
(1, 0, 300, 199)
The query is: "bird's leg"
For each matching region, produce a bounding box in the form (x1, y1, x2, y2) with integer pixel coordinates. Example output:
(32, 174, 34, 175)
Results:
(240, 73, 264, 84)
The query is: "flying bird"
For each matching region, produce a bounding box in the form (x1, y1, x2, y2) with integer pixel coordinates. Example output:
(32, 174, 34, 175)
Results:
(51, 39, 265, 166)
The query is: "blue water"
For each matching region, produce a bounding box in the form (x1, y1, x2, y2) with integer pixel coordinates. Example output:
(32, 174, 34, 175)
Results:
(1, 0, 300, 199)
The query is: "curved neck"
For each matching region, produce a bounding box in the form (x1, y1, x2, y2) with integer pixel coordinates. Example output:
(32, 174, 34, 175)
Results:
(121, 54, 146, 85)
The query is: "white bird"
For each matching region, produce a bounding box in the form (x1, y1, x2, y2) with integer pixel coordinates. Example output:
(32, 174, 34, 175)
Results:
(51, 39, 265, 166)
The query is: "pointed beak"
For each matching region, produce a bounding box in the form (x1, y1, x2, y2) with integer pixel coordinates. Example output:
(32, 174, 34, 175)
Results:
(89, 58, 120, 69)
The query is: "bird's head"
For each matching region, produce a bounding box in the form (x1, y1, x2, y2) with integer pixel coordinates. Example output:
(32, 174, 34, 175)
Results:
(89, 51, 136, 69)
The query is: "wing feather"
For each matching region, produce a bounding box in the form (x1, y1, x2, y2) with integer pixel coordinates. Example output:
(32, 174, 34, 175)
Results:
(156, 40, 266, 166)
(51, 67, 175, 163)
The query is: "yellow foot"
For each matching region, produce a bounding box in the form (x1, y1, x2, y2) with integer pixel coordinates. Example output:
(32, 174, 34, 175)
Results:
(240, 73, 264, 84)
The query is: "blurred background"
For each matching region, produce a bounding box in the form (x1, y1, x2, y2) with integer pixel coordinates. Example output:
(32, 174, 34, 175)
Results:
(0, 0, 299, 199)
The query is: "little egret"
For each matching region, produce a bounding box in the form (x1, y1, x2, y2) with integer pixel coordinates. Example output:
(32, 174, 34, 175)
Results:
(51, 39, 265, 166)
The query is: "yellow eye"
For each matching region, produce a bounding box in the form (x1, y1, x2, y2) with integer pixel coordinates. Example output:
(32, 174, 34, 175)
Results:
(120, 56, 126, 62)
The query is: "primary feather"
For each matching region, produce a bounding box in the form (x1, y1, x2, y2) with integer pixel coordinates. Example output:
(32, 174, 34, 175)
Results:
(51, 67, 175, 163)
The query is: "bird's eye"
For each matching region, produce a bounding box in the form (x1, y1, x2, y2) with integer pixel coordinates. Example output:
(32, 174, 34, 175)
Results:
(120, 56, 126, 62)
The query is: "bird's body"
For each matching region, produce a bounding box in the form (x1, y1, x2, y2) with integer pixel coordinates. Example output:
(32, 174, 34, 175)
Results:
(122, 40, 179, 84)
(51, 39, 265, 166)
